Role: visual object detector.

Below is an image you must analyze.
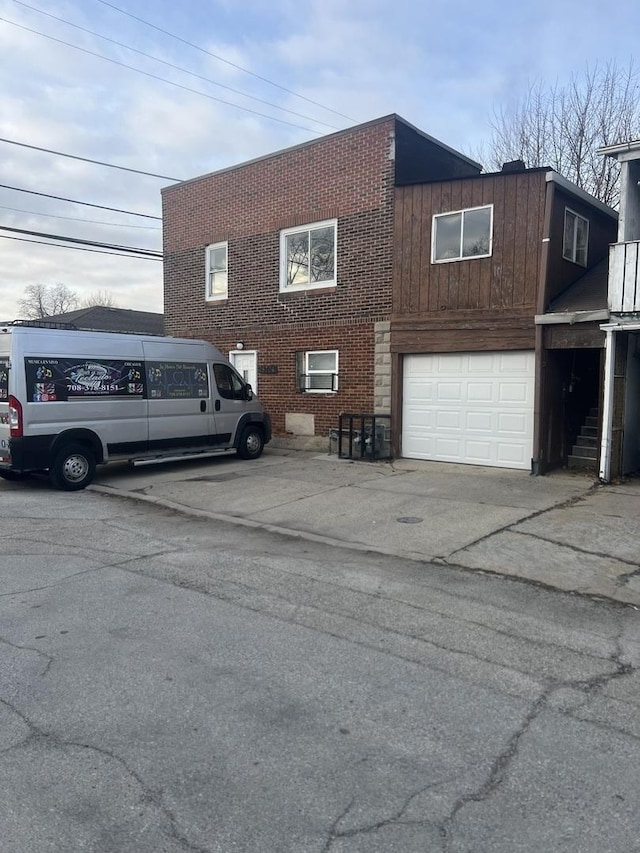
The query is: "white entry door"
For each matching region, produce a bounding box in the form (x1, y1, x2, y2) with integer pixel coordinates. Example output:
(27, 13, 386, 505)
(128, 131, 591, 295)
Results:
(230, 349, 258, 394)
(402, 351, 535, 470)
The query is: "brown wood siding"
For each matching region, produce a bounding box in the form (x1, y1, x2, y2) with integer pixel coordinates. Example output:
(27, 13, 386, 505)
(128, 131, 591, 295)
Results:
(392, 170, 547, 329)
(543, 185, 617, 308)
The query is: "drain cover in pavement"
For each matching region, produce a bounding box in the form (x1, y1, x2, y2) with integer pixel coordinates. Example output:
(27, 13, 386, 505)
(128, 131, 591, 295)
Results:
(397, 516, 423, 524)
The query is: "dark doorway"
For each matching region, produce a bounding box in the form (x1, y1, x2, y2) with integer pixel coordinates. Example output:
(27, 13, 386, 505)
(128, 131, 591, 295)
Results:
(543, 348, 602, 470)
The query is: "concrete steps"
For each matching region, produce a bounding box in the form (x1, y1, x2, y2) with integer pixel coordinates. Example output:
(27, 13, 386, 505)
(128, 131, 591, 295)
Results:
(568, 408, 599, 470)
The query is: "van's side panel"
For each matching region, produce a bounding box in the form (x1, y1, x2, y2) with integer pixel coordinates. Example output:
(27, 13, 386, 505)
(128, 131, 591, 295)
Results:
(18, 330, 149, 462)
(142, 339, 218, 452)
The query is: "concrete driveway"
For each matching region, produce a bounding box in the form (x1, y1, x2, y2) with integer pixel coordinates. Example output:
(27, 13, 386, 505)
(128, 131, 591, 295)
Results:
(92, 449, 640, 608)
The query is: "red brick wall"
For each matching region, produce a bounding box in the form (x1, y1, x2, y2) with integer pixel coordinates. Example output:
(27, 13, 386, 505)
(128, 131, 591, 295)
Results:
(162, 119, 397, 437)
(210, 320, 375, 437)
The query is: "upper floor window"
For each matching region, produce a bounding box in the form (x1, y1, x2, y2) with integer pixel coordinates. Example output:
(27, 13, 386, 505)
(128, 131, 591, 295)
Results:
(205, 242, 228, 301)
(280, 220, 337, 292)
(432, 205, 493, 263)
(563, 209, 589, 266)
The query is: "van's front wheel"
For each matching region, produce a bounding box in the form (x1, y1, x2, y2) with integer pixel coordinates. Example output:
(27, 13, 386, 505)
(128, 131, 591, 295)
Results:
(49, 444, 96, 490)
(237, 425, 264, 460)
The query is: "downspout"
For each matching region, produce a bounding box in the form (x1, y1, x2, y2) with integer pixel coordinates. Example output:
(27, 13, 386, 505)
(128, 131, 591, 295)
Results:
(599, 327, 616, 482)
(532, 173, 554, 475)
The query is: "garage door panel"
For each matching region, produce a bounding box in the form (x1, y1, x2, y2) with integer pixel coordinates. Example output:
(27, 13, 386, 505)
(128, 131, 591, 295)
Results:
(403, 351, 534, 470)
(466, 411, 494, 431)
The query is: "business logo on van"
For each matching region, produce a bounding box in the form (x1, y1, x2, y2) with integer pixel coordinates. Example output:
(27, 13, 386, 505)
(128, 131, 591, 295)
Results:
(25, 358, 145, 401)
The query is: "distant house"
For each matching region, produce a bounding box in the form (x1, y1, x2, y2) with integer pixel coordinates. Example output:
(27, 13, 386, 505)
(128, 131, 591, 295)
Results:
(41, 306, 164, 336)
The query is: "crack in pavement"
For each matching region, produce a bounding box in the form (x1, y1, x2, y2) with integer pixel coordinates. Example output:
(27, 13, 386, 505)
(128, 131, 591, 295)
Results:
(0, 634, 54, 677)
(440, 639, 635, 849)
(321, 784, 443, 852)
(443, 483, 602, 564)
(0, 697, 211, 853)
(510, 528, 640, 574)
(319, 638, 639, 853)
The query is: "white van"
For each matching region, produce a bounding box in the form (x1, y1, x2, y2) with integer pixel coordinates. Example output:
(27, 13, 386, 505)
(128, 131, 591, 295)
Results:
(0, 322, 271, 490)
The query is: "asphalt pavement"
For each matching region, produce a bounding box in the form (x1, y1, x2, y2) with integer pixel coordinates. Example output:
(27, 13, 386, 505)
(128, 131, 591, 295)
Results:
(91, 448, 640, 608)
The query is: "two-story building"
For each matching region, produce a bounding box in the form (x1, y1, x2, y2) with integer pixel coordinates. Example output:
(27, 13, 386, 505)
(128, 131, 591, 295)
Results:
(393, 168, 616, 472)
(162, 115, 480, 447)
(162, 115, 617, 474)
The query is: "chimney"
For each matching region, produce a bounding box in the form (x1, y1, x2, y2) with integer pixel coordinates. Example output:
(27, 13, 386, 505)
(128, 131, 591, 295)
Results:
(501, 159, 526, 172)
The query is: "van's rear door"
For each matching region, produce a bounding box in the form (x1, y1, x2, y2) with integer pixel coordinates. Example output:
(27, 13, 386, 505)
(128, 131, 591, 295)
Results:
(0, 356, 11, 466)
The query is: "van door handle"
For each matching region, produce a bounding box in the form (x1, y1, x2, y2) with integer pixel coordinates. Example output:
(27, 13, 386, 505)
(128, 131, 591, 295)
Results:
(215, 399, 220, 411)
(200, 400, 206, 412)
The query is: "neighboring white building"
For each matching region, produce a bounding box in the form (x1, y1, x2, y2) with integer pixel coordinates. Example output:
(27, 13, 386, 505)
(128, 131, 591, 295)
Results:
(598, 140, 640, 481)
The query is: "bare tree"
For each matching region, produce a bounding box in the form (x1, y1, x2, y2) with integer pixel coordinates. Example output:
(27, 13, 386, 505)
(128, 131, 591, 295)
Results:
(81, 290, 119, 309)
(18, 283, 79, 318)
(479, 61, 640, 207)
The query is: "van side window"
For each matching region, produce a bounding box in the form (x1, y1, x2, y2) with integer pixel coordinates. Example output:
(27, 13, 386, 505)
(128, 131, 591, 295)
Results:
(213, 363, 245, 400)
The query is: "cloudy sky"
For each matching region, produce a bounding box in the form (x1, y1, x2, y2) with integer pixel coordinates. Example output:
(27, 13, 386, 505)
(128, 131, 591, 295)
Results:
(0, 0, 638, 320)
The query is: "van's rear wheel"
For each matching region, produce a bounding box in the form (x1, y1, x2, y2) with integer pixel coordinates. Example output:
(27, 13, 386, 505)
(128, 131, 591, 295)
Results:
(49, 444, 96, 491)
(237, 425, 264, 460)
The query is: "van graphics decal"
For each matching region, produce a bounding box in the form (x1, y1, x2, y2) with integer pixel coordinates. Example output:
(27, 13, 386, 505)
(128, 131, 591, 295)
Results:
(25, 358, 145, 401)
(0, 361, 8, 401)
(146, 361, 209, 399)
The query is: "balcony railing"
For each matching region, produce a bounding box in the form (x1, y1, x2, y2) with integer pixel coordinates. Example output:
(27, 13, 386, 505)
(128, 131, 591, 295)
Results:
(609, 241, 640, 313)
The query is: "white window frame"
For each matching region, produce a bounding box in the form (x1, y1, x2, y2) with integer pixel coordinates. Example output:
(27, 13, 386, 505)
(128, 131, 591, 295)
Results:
(431, 204, 493, 264)
(279, 219, 337, 293)
(562, 208, 589, 267)
(205, 241, 228, 301)
(303, 349, 338, 393)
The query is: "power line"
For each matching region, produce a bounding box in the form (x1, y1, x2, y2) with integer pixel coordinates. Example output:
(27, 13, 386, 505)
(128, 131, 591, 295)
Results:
(0, 225, 162, 257)
(0, 134, 181, 181)
(11, 0, 342, 131)
(0, 183, 161, 219)
(0, 205, 161, 229)
(0, 17, 329, 135)
(95, 0, 356, 123)
(0, 233, 162, 260)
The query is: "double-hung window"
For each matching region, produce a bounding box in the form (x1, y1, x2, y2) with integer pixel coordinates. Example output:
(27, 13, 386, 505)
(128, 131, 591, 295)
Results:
(205, 241, 228, 300)
(298, 350, 339, 392)
(432, 205, 493, 263)
(280, 220, 337, 292)
(563, 209, 589, 266)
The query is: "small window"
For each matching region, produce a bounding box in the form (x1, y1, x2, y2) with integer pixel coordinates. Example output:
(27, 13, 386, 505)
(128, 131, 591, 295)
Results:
(280, 220, 337, 292)
(432, 205, 493, 263)
(205, 242, 228, 300)
(563, 209, 589, 266)
(213, 363, 246, 400)
(297, 350, 338, 393)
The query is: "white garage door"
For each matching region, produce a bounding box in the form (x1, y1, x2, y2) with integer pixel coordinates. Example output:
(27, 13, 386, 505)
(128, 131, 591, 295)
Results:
(402, 351, 535, 470)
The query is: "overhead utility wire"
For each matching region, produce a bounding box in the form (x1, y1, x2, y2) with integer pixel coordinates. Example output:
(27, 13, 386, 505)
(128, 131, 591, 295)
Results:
(0, 225, 162, 257)
(0, 135, 180, 181)
(95, 0, 356, 123)
(1, 233, 161, 260)
(0, 183, 160, 219)
(0, 17, 328, 135)
(12, 0, 342, 131)
(0, 205, 160, 229)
